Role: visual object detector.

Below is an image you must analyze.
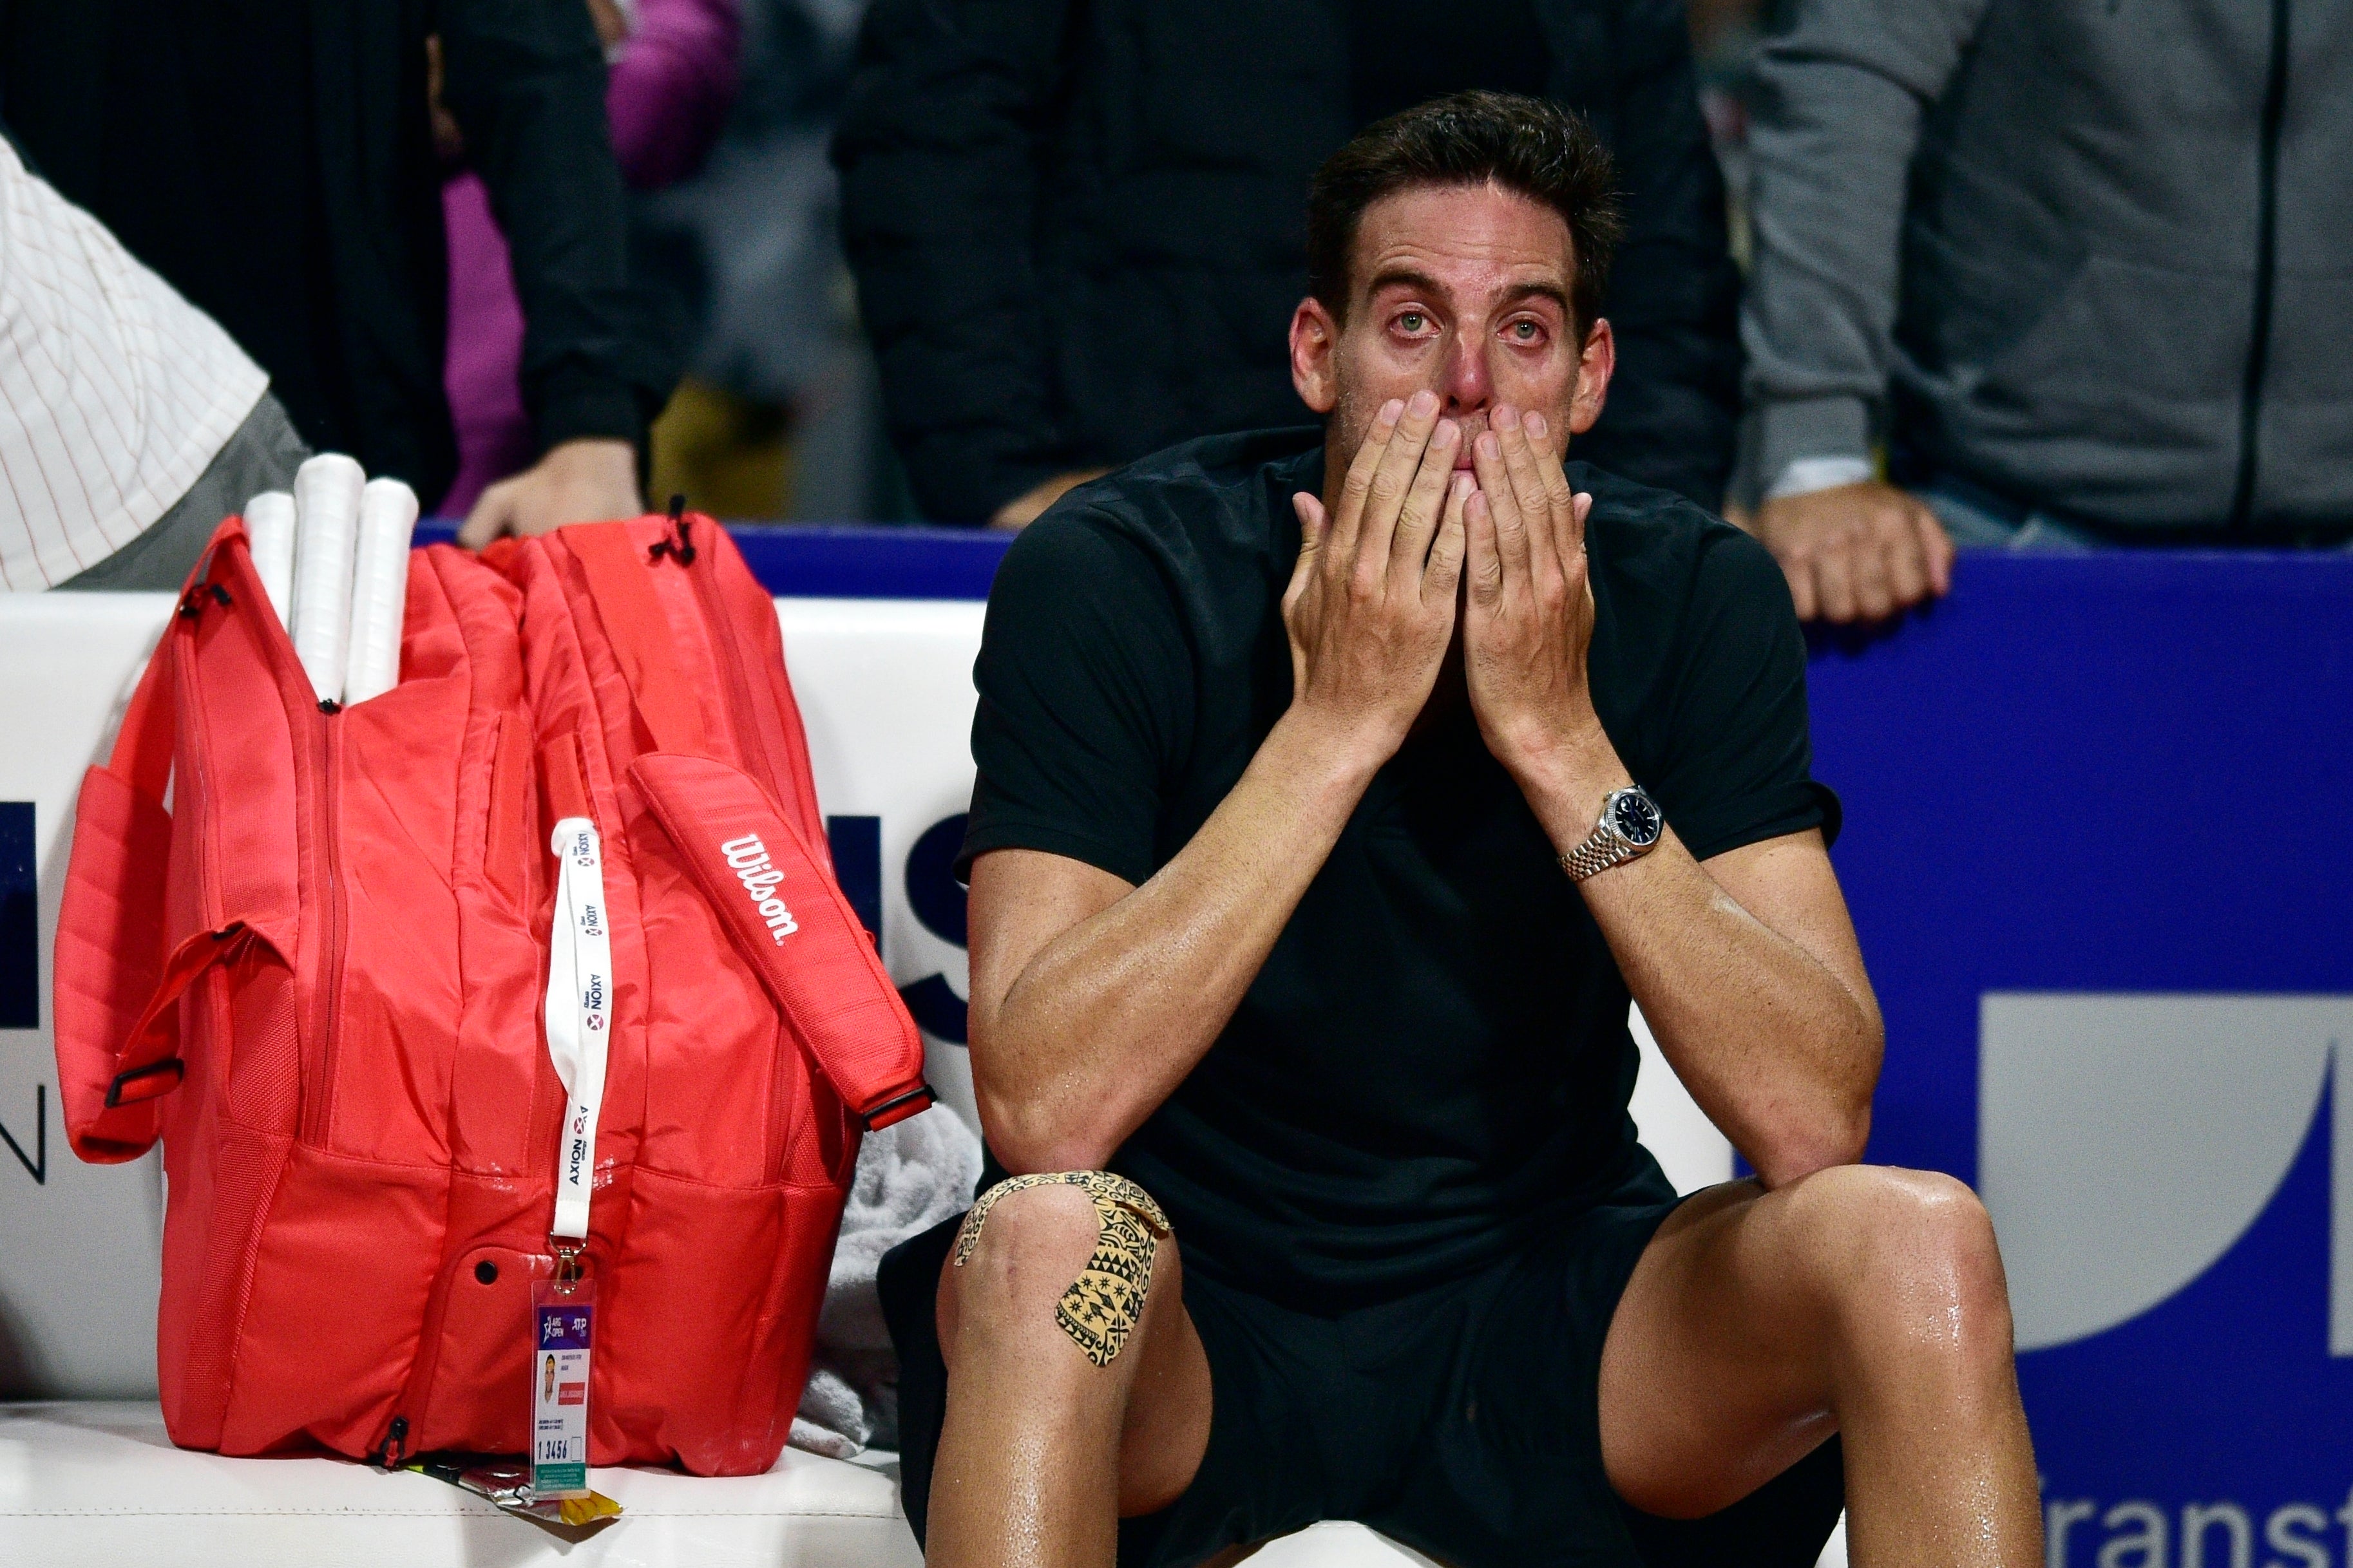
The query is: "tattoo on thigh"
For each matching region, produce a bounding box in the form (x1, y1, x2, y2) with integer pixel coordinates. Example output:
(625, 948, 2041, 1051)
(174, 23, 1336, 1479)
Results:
(955, 1171, 1173, 1366)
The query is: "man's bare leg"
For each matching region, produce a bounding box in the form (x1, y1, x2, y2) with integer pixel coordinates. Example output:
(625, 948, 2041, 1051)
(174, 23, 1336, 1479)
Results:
(1600, 1164, 2041, 1567)
(927, 1180, 1214, 1568)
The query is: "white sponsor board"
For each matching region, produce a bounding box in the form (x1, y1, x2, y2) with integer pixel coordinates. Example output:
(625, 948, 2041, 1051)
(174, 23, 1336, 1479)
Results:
(0, 594, 169, 1399)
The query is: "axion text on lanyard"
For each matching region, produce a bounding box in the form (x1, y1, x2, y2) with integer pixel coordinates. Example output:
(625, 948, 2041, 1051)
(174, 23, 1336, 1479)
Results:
(544, 818, 614, 1253)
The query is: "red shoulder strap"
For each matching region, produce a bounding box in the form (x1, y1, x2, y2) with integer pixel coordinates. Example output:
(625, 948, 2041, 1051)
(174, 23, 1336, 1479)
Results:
(629, 751, 933, 1129)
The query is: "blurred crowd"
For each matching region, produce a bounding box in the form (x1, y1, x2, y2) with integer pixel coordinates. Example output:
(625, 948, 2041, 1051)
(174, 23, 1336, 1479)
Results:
(2, 0, 2346, 619)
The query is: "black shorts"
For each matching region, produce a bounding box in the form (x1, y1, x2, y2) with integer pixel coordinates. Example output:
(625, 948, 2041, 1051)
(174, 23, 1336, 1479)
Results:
(880, 1160, 1843, 1567)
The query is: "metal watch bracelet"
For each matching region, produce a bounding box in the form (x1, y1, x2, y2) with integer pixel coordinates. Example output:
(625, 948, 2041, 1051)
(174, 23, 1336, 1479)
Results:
(1559, 831, 1640, 882)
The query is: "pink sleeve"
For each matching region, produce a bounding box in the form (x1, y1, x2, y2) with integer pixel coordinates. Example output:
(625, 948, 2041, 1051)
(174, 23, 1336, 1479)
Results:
(607, 0, 743, 190)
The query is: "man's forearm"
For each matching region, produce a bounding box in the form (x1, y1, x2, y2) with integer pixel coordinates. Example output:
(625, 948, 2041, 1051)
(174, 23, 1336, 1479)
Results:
(1518, 742, 1881, 1187)
(974, 710, 1381, 1172)
(1585, 835, 1878, 1185)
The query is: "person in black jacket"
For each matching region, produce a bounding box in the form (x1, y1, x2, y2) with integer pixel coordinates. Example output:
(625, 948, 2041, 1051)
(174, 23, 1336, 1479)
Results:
(0, 0, 675, 536)
(833, 0, 1741, 525)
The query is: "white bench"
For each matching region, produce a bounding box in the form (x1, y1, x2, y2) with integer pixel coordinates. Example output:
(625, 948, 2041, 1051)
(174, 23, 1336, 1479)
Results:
(0, 592, 1818, 1565)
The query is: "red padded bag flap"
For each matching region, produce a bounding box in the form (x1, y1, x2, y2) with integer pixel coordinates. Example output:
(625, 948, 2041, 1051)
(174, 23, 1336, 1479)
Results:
(53, 767, 176, 1161)
(629, 751, 933, 1129)
(52, 598, 183, 1160)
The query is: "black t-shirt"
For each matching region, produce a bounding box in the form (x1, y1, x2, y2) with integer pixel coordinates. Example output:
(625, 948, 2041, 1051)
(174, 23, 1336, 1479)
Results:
(962, 429, 1836, 1310)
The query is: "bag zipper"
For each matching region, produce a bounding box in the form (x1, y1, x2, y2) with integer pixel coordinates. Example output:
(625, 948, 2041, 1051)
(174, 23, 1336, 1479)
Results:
(171, 566, 247, 1044)
(301, 698, 347, 1147)
(370, 1413, 409, 1471)
(191, 525, 348, 1149)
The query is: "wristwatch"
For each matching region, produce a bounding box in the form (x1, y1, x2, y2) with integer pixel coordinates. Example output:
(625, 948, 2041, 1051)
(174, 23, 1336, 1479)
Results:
(1559, 786, 1664, 882)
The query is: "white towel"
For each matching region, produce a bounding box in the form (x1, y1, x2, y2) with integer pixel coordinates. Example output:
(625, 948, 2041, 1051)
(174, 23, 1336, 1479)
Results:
(343, 479, 417, 705)
(242, 491, 296, 630)
(289, 454, 365, 704)
(790, 1106, 983, 1458)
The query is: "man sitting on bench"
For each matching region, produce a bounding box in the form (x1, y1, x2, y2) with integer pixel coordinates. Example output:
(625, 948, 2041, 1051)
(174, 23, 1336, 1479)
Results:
(884, 91, 2041, 1568)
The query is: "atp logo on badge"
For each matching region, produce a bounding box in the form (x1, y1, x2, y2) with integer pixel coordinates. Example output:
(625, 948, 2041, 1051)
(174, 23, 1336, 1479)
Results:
(1976, 994, 2353, 1566)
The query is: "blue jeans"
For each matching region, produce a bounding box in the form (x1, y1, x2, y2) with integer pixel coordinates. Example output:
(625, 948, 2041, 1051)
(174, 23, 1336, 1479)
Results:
(1919, 479, 2107, 553)
(1920, 475, 2353, 552)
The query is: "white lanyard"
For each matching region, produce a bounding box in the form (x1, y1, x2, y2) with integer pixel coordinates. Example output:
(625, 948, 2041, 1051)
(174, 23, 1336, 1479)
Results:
(545, 818, 614, 1242)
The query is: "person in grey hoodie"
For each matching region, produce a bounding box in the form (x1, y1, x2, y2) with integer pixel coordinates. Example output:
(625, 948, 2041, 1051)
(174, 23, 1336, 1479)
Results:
(1740, 0, 2353, 622)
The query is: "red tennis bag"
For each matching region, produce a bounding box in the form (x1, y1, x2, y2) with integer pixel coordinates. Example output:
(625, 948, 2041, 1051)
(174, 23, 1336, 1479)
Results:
(51, 513, 929, 1477)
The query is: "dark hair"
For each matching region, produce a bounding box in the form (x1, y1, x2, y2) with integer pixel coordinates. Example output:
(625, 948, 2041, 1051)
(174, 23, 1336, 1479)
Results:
(1305, 91, 1624, 335)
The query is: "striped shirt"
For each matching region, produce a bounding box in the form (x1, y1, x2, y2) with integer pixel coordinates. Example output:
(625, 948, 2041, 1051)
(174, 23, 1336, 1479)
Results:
(0, 138, 267, 589)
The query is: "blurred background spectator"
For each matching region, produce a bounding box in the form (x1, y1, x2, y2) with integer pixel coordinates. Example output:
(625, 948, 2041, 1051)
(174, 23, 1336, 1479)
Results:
(0, 0, 675, 538)
(634, 0, 919, 522)
(830, 0, 1743, 525)
(0, 133, 309, 590)
(1685, 0, 1771, 267)
(440, 0, 741, 528)
(1739, 0, 2353, 622)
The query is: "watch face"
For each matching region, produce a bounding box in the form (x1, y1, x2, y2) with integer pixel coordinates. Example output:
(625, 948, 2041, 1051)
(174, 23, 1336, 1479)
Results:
(1610, 789, 1663, 847)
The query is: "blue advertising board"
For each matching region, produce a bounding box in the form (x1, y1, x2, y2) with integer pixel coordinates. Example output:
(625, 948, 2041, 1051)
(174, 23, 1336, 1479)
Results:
(1809, 553, 2353, 1566)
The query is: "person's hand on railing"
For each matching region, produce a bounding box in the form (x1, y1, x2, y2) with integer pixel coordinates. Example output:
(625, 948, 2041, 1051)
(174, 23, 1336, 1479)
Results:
(1749, 481, 1954, 623)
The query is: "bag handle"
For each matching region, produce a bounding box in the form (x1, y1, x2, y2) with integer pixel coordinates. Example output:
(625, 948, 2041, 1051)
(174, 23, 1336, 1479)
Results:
(105, 923, 260, 1107)
(629, 752, 933, 1130)
(61, 920, 265, 1162)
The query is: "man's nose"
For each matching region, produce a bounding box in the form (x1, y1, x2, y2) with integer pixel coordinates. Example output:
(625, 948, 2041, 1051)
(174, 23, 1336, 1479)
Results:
(1440, 334, 1493, 417)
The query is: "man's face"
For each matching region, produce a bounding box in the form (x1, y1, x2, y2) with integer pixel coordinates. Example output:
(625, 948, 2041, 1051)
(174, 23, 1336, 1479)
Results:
(1290, 181, 1614, 493)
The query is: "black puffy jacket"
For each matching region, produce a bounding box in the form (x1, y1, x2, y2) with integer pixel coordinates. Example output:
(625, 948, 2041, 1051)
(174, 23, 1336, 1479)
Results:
(835, 0, 1740, 522)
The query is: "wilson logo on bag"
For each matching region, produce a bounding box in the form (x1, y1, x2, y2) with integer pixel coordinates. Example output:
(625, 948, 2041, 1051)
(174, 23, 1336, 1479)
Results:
(721, 835, 800, 941)
(50, 511, 931, 1477)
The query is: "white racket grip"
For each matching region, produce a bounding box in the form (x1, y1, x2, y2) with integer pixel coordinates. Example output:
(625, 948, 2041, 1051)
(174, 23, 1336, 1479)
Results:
(343, 479, 418, 705)
(242, 491, 296, 630)
(290, 453, 364, 704)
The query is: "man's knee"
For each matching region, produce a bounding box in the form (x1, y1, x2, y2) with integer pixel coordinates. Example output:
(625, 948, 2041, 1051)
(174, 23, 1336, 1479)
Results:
(1786, 1165, 2013, 1362)
(943, 1173, 1175, 1370)
(951, 1182, 1112, 1333)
